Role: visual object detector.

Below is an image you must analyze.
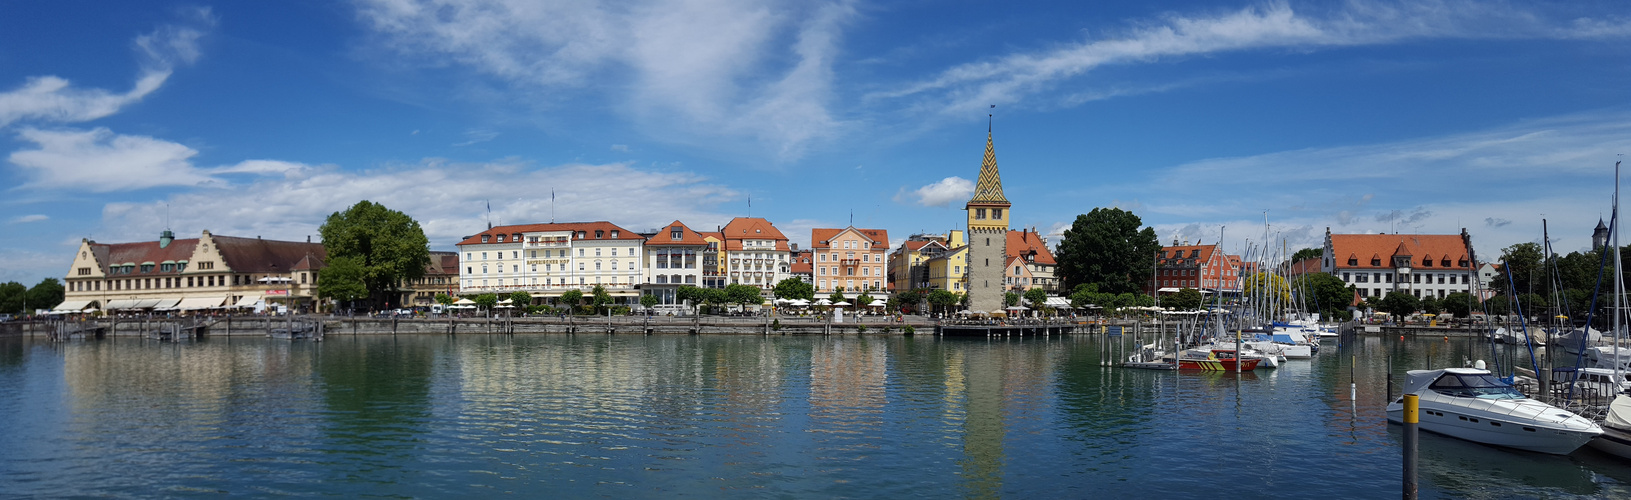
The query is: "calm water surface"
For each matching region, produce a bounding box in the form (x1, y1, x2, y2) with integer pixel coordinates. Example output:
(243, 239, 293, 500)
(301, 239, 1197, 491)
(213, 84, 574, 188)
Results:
(1, 333, 1628, 499)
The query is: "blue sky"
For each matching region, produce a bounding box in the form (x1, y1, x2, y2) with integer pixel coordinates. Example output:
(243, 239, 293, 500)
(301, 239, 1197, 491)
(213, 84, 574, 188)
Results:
(3, 0, 1630, 285)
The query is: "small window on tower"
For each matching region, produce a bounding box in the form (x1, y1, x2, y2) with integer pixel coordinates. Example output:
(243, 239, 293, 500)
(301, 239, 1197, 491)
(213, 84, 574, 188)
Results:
(992, 209, 1002, 219)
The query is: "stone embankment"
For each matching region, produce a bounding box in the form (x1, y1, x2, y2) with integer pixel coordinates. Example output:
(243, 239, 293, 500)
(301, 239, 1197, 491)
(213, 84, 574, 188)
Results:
(5, 315, 953, 337)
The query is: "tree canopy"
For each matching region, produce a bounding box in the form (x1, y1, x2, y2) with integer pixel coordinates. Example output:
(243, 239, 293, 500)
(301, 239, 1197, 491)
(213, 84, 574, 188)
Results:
(1377, 291, 1420, 321)
(927, 289, 958, 315)
(1163, 288, 1204, 311)
(1290, 247, 1323, 263)
(1054, 208, 1161, 294)
(773, 278, 814, 301)
(1295, 272, 1355, 321)
(319, 200, 431, 310)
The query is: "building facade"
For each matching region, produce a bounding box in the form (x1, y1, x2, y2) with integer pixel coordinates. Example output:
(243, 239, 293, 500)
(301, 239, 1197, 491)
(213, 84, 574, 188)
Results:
(1320, 228, 1478, 301)
(810, 227, 890, 294)
(60, 230, 328, 313)
(456, 221, 646, 304)
(889, 232, 956, 292)
(1005, 229, 1057, 292)
(403, 251, 460, 307)
(639, 220, 710, 306)
(1146, 242, 1241, 295)
(720, 217, 792, 289)
(965, 126, 1011, 313)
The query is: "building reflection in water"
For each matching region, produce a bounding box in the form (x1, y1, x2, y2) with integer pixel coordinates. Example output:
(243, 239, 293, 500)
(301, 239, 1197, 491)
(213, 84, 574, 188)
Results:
(808, 337, 889, 455)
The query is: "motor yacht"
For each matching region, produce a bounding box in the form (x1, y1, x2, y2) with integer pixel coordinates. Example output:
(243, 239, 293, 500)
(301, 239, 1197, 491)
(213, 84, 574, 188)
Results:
(1587, 393, 1631, 459)
(1385, 367, 1602, 455)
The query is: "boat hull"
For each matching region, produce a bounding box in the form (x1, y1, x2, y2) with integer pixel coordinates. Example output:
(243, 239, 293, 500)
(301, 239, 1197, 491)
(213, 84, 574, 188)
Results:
(1588, 426, 1631, 459)
(1385, 405, 1600, 455)
(1178, 358, 1260, 371)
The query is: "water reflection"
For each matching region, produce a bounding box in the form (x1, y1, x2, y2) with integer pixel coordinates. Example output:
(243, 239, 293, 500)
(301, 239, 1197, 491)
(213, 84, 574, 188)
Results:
(0, 334, 1627, 498)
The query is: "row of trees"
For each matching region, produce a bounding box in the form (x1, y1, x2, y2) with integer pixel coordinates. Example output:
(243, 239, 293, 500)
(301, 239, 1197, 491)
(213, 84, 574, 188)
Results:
(0, 278, 64, 315)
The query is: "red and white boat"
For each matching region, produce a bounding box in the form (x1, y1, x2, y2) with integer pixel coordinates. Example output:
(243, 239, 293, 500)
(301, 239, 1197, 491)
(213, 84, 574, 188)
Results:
(1174, 348, 1261, 371)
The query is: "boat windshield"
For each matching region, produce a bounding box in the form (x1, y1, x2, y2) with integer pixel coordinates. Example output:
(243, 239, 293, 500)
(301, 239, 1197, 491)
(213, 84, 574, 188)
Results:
(1428, 373, 1525, 399)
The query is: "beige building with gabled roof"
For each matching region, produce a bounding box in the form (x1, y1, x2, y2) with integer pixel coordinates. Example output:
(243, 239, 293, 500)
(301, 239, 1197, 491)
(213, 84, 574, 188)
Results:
(809, 226, 889, 294)
(59, 230, 327, 314)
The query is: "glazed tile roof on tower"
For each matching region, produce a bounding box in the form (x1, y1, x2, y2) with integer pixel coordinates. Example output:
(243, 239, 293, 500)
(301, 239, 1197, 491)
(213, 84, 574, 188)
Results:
(968, 131, 1009, 205)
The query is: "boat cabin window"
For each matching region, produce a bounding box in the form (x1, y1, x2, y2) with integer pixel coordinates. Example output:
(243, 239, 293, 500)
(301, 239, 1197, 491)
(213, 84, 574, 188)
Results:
(1428, 373, 1524, 399)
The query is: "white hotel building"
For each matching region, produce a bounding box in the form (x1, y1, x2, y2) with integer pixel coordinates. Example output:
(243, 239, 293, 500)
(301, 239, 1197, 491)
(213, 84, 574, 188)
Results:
(457, 222, 646, 304)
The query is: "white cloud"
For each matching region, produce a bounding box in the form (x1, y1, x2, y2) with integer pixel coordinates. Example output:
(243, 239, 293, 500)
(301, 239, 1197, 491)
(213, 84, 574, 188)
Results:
(96, 159, 743, 250)
(0, 11, 213, 128)
(452, 129, 499, 147)
(877, 1, 1631, 116)
(8, 127, 218, 192)
(355, 0, 855, 159)
(906, 177, 974, 207)
(8, 215, 48, 224)
(609, 144, 631, 153)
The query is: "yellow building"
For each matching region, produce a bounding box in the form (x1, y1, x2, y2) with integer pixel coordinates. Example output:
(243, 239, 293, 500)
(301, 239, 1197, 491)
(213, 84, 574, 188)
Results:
(922, 230, 968, 293)
(59, 229, 327, 314)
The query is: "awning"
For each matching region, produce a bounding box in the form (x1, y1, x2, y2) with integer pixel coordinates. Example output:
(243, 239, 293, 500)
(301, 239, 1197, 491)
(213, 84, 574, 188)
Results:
(233, 295, 263, 308)
(150, 298, 181, 310)
(105, 299, 138, 310)
(176, 297, 227, 310)
(1043, 297, 1073, 309)
(49, 300, 97, 313)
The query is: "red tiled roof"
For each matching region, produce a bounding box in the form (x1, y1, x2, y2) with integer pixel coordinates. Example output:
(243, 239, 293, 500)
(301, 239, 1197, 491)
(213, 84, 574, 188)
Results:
(1006, 229, 1055, 265)
(428, 251, 460, 275)
(211, 235, 327, 273)
(647, 220, 710, 246)
(790, 250, 813, 274)
(455, 221, 643, 246)
(1328, 234, 1471, 270)
(1157, 244, 1220, 268)
(97, 240, 199, 274)
(810, 227, 890, 250)
(721, 217, 789, 251)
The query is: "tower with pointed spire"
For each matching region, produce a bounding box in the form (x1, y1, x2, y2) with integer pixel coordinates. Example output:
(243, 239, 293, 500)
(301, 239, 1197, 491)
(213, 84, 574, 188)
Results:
(1594, 218, 1610, 252)
(964, 117, 1012, 314)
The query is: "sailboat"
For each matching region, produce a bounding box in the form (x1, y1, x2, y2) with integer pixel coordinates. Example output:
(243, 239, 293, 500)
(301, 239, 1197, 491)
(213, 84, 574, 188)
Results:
(1588, 160, 1631, 459)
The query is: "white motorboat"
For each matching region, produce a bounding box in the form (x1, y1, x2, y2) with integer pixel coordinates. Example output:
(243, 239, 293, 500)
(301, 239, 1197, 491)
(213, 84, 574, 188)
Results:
(1385, 367, 1602, 455)
(1562, 367, 1631, 400)
(1586, 345, 1631, 372)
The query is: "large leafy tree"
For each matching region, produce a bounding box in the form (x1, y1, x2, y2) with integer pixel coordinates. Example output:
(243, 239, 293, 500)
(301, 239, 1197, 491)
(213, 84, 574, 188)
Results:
(1297, 272, 1355, 321)
(1377, 291, 1420, 322)
(560, 289, 584, 313)
(1441, 292, 1474, 318)
(0, 281, 27, 314)
(1054, 208, 1161, 294)
(1490, 242, 1544, 295)
(1242, 272, 1291, 305)
(1290, 247, 1323, 263)
(927, 289, 958, 315)
(591, 285, 613, 314)
(27, 278, 64, 312)
(773, 278, 814, 301)
(1023, 287, 1047, 310)
(1164, 288, 1204, 311)
(319, 201, 431, 310)
(317, 256, 369, 307)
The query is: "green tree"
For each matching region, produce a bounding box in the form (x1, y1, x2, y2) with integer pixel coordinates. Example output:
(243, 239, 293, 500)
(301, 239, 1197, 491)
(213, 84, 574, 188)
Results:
(0, 281, 26, 314)
(828, 287, 848, 306)
(676, 285, 704, 313)
(1003, 291, 1020, 307)
(317, 256, 369, 307)
(591, 285, 613, 314)
(1297, 272, 1355, 321)
(1442, 292, 1474, 318)
(25, 278, 64, 311)
(560, 289, 584, 314)
(1023, 287, 1048, 313)
(1484, 294, 1511, 316)
(1377, 291, 1420, 322)
(1165, 288, 1204, 311)
(1419, 295, 1442, 316)
(855, 291, 874, 307)
(1491, 242, 1544, 295)
(1054, 207, 1162, 294)
(473, 293, 499, 313)
(508, 291, 532, 307)
(927, 289, 958, 315)
(1242, 272, 1291, 305)
(895, 288, 926, 313)
(319, 200, 431, 310)
(725, 284, 763, 310)
(1290, 247, 1323, 263)
(640, 293, 659, 311)
(434, 293, 455, 307)
(773, 278, 815, 301)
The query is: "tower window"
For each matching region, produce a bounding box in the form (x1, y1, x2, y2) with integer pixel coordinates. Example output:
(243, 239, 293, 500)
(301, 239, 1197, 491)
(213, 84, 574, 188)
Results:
(992, 209, 1002, 219)
(975, 208, 986, 219)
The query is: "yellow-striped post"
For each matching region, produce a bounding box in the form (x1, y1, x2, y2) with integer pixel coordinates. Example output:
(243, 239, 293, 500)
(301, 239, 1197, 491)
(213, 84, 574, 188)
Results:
(1403, 394, 1419, 499)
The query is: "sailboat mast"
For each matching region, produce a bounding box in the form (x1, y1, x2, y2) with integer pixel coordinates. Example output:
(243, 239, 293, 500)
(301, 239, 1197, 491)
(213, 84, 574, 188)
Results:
(1615, 160, 1623, 383)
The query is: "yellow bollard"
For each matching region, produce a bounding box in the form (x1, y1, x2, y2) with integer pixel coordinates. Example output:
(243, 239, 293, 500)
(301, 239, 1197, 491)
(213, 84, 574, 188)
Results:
(1404, 394, 1419, 499)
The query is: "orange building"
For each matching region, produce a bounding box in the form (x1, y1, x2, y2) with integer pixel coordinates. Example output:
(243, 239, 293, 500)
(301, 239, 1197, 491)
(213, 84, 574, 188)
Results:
(1320, 228, 1477, 300)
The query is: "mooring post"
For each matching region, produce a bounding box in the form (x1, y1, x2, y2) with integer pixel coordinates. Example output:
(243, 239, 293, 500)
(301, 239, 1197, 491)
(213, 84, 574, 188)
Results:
(1403, 393, 1419, 500)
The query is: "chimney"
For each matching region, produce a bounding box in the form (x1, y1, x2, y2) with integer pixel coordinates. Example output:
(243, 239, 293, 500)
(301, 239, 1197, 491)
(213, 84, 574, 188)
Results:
(307, 235, 311, 243)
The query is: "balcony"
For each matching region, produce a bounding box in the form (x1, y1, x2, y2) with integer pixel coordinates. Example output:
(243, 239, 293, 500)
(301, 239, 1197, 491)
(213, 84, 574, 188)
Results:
(840, 259, 860, 266)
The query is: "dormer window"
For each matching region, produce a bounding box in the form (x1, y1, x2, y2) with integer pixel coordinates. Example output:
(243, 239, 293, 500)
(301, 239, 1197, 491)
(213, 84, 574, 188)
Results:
(497, 234, 506, 242)
(1371, 257, 1381, 266)
(1348, 257, 1358, 266)
(1441, 258, 1451, 267)
(595, 230, 604, 238)
(482, 235, 490, 243)
(671, 226, 683, 240)
(512, 233, 521, 241)
(1459, 259, 1469, 268)
(1422, 256, 1433, 267)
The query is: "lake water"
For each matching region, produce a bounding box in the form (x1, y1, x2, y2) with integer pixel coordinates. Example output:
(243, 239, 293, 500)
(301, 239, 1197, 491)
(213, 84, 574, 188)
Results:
(1, 333, 1628, 499)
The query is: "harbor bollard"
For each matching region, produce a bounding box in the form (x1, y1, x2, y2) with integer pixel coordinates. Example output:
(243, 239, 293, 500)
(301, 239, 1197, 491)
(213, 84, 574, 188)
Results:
(1403, 394, 1419, 500)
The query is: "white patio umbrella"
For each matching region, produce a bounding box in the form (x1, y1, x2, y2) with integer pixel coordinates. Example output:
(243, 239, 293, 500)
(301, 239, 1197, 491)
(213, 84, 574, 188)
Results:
(815, 298, 832, 306)
(453, 298, 476, 305)
(833, 301, 852, 307)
